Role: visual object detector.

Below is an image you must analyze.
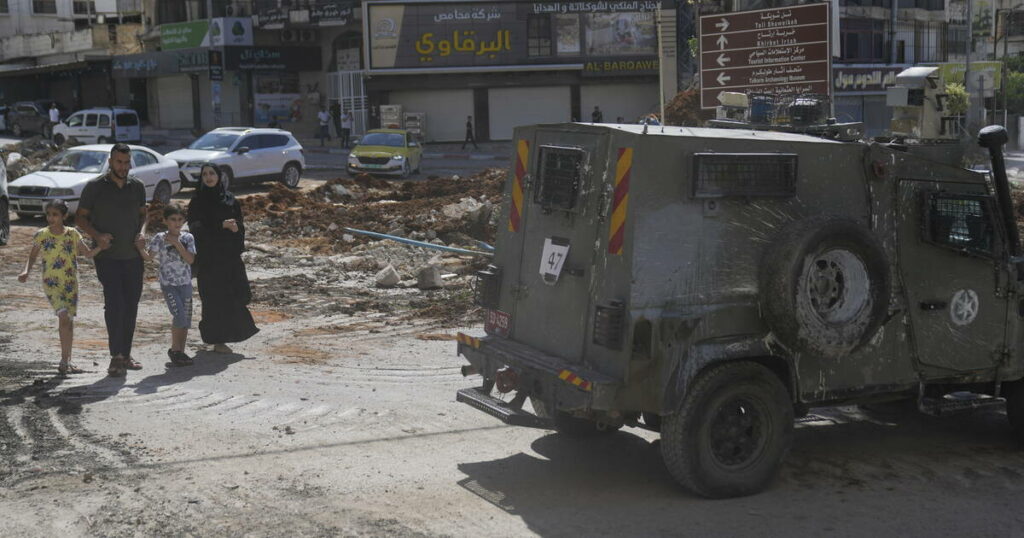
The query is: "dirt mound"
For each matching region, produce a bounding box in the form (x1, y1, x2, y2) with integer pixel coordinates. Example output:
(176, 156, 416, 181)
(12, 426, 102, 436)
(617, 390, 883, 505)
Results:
(240, 169, 506, 254)
(3, 137, 61, 180)
(664, 88, 712, 127)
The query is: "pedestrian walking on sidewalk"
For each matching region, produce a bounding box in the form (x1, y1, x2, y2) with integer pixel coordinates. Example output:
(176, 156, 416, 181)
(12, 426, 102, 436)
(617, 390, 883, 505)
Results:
(75, 143, 149, 377)
(48, 103, 60, 138)
(317, 107, 331, 146)
(137, 205, 197, 366)
(18, 200, 106, 377)
(340, 109, 353, 149)
(187, 164, 259, 353)
(462, 115, 478, 150)
(330, 102, 342, 140)
(591, 105, 603, 123)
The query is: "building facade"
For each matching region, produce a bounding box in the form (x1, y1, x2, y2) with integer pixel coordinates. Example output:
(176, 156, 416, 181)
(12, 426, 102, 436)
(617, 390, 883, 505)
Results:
(0, 0, 143, 111)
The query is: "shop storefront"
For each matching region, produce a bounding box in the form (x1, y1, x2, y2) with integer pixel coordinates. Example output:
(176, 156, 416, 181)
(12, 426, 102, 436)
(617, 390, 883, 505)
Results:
(833, 65, 905, 139)
(112, 48, 211, 131)
(364, 0, 666, 141)
(0, 60, 113, 113)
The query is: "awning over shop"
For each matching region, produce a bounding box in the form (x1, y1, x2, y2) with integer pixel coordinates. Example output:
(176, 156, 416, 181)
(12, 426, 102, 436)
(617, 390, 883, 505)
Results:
(0, 60, 91, 78)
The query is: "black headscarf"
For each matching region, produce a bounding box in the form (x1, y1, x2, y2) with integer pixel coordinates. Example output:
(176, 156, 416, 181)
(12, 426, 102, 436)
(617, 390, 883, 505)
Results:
(191, 163, 236, 207)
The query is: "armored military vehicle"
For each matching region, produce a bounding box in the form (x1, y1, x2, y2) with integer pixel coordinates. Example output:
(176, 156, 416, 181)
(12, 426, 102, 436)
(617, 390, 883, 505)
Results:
(454, 119, 1024, 498)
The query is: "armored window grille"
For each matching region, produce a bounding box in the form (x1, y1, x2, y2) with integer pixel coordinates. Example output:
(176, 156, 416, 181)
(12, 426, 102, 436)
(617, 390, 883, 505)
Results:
(693, 153, 798, 198)
(535, 146, 584, 211)
(925, 194, 995, 255)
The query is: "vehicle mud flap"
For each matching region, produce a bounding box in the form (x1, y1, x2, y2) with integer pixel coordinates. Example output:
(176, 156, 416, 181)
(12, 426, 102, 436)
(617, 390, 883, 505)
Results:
(759, 216, 890, 358)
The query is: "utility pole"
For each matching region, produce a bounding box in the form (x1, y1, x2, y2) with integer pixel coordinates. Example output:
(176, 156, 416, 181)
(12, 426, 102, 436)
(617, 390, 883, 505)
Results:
(966, 0, 977, 136)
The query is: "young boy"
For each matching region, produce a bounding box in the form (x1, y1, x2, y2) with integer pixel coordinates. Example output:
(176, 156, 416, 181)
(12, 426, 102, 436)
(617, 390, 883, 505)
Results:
(138, 205, 196, 366)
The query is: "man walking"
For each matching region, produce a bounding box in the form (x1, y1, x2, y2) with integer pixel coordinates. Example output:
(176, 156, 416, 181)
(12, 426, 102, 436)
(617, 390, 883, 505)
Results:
(48, 103, 60, 138)
(317, 106, 331, 146)
(340, 108, 353, 149)
(462, 115, 478, 150)
(76, 144, 148, 377)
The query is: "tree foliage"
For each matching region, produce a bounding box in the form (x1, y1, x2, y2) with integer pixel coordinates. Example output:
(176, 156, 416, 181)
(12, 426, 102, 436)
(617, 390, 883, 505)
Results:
(945, 82, 969, 116)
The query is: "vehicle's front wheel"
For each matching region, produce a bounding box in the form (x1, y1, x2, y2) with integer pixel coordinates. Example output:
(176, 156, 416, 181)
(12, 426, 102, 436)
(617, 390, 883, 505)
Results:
(97, 136, 109, 144)
(660, 361, 793, 498)
(280, 162, 301, 189)
(400, 160, 411, 179)
(152, 180, 172, 205)
(0, 198, 9, 246)
(53, 133, 65, 146)
(11, 123, 21, 137)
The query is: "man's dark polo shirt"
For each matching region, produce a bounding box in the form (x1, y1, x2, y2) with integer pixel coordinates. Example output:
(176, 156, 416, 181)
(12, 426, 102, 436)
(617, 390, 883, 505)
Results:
(78, 174, 146, 260)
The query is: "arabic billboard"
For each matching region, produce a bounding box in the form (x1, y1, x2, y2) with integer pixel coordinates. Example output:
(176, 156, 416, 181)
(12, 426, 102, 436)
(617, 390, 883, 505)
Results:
(365, 0, 663, 73)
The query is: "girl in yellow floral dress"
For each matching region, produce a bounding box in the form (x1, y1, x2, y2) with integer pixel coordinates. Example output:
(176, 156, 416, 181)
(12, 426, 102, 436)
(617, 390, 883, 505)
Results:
(18, 201, 105, 376)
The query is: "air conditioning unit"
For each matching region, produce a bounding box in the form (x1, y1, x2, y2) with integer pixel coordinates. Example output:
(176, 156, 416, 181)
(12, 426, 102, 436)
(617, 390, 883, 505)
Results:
(281, 29, 298, 43)
(224, 2, 249, 17)
(299, 29, 317, 42)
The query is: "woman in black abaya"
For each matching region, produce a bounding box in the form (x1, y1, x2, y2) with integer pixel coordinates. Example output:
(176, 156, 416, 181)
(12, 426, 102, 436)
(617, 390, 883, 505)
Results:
(187, 163, 259, 352)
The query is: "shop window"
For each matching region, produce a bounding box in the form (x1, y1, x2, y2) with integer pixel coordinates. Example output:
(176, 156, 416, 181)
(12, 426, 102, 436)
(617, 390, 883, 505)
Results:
(0, 1, 9, 14)
(528, 14, 553, 57)
(840, 18, 886, 62)
(32, 0, 56, 14)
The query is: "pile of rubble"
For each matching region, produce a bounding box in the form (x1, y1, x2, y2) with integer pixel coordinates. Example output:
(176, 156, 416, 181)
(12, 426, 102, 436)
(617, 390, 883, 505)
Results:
(3, 136, 61, 179)
(240, 168, 505, 253)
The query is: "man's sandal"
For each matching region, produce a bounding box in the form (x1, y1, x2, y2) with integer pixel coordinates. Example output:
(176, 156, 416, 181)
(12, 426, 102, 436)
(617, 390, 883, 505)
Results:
(107, 357, 127, 377)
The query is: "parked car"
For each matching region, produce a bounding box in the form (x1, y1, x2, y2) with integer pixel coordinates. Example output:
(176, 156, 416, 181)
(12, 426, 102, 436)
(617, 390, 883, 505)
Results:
(0, 154, 8, 245)
(7, 144, 181, 219)
(7, 100, 63, 138)
(165, 127, 305, 189)
(52, 107, 141, 145)
(346, 129, 422, 179)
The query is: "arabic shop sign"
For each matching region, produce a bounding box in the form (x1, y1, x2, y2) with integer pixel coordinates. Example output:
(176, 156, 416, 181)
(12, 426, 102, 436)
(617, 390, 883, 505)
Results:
(112, 49, 210, 78)
(833, 66, 904, 93)
(311, 2, 354, 25)
(210, 17, 253, 47)
(223, 47, 323, 71)
(366, 0, 661, 72)
(161, 20, 209, 50)
(582, 57, 659, 76)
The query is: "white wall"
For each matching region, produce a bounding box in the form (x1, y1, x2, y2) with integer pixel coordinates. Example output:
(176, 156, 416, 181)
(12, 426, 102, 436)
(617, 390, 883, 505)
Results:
(0, 0, 75, 39)
(581, 83, 660, 124)
(488, 86, 571, 140)
(388, 89, 473, 142)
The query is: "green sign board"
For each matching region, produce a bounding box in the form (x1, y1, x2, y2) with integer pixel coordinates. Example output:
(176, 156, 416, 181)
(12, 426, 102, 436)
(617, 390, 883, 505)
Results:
(161, 20, 210, 50)
(938, 61, 1003, 90)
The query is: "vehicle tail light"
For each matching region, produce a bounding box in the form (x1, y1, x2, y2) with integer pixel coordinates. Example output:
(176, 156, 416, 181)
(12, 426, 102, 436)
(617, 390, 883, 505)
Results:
(474, 264, 501, 308)
(593, 301, 625, 350)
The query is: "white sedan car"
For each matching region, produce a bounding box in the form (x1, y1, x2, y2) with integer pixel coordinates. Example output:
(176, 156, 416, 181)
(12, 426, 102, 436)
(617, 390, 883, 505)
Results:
(8, 144, 181, 219)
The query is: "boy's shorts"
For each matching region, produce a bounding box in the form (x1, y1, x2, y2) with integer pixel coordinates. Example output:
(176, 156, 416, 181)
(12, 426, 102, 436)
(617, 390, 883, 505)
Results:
(160, 283, 193, 329)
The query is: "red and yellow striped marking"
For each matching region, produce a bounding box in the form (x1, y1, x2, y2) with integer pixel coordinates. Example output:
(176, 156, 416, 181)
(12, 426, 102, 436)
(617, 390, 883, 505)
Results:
(558, 369, 593, 392)
(456, 333, 481, 349)
(608, 147, 632, 255)
(509, 139, 528, 232)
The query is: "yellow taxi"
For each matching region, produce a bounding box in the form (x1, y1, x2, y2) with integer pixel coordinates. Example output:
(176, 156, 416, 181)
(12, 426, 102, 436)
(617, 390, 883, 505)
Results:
(346, 128, 423, 178)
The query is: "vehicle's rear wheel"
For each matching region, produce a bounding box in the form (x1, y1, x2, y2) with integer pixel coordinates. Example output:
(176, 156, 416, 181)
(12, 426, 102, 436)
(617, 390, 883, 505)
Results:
(280, 162, 301, 189)
(152, 180, 172, 205)
(530, 396, 621, 437)
(0, 198, 9, 246)
(219, 166, 233, 190)
(11, 123, 21, 137)
(660, 361, 793, 498)
(53, 133, 65, 146)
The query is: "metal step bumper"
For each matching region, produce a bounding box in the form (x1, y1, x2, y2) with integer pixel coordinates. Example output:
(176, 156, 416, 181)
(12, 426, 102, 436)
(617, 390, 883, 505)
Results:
(456, 387, 553, 429)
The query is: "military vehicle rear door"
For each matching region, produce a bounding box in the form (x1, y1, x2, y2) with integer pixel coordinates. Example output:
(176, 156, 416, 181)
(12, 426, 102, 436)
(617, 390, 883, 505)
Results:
(509, 129, 608, 362)
(896, 179, 1010, 371)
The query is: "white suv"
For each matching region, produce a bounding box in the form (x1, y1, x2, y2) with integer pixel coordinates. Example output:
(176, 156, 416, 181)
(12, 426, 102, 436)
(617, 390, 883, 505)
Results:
(165, 127, 305, 189)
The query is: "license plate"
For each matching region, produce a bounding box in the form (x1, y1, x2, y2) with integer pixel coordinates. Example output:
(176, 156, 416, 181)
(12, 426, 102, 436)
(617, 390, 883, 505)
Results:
(539, 237, 570, 285)
(485, 309, 511, 337)
(362, 163, 384, 169)
(18, 198, 44, 209)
